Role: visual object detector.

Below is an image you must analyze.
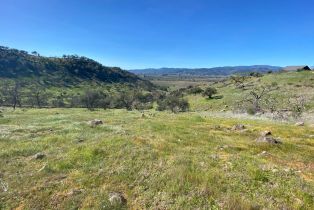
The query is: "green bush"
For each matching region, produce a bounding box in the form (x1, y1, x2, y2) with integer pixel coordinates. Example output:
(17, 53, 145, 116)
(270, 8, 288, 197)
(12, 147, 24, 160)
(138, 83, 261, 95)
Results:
(187, 87, 203, 95)
(202, 87, 217, 99)
(157, 96, 189, 113)
(246, 106, 256, 115)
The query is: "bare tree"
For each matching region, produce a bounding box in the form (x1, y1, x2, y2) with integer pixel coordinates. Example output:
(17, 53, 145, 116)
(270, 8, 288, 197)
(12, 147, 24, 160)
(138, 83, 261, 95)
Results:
(231, 75, 248, 89)
(81, 89, 106, 110)
(230, 75, 255, 90)
(12, 81, 22, 110)
(237, 83, 279, 114)
(248, 84, 278, 112)
(27, 84, 47, 108)
(288, 95, 308, 119)
(1, 81, 23, 110)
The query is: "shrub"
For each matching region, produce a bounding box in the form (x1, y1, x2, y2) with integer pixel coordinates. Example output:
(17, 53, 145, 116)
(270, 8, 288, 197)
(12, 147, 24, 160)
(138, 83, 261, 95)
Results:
(249, 72, 263, 77)
(246, 106, 256, 115)
(81, 90, 106, 110)
(157, 96, 189, 113)
(170, 89, 186, 97)
(187, 87, 203, 95)
(202, 87, 217, 99)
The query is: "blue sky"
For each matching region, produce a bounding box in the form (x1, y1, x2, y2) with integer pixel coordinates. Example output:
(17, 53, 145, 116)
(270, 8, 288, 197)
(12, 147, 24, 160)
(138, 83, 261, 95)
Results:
(1, 0, 314, 69)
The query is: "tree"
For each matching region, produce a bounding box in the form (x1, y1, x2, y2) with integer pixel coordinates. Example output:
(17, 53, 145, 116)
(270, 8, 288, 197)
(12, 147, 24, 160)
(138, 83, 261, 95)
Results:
(1, 81, 23, 110)
(230, 75, 248, 89)
(202, 87, 217, 99)
(31, 51, 40, 56)
(245, 83, 279, 113)
(288, 95, 308, 119)
(81, 90, 106, 110)
(187, 87, 203, 95)
(118, 91, 135, 111)
(27, 84, 47, 108)
(52, 93, 66, 108)
(249, 72, 263, 77)
(157, 96, 189, 113)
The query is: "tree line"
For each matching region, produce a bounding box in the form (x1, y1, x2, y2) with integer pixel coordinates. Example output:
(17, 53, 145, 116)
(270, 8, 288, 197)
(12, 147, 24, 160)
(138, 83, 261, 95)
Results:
(0, 80, 207, 113)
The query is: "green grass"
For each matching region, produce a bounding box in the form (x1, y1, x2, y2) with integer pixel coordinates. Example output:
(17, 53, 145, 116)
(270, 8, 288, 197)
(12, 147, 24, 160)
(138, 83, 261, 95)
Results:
(186, 71, 314, 112)
(0, 108, 313, 209)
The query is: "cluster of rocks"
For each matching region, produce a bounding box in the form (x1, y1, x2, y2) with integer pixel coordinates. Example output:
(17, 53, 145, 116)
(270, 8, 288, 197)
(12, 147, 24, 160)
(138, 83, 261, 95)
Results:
(230, 123, 284, 144)
(231, 124, 246, 131)
(256, 131, 282, 144)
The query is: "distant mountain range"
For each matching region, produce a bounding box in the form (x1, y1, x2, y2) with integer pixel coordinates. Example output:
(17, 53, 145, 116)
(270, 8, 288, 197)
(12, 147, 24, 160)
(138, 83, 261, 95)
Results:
(0, 46, 152, 88)
(129, 65, 283, 77)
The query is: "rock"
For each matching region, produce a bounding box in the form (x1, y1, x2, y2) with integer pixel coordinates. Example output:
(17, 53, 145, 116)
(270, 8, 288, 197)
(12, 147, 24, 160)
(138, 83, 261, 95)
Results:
(213, 125, 221, 129)
(257, 131, 282, 144)
(0, 178, 8, 192)
(217, 145, 229, 150)
(108, 192, 126, 205)
(32, 153, 45, 160)
(67, 189, 83, 196)
(232, 124, 246, 131)
(295, 122, 304, 126)
(210, 154, 219, 160)
(88, 119, 103, 127)
(259, 151, 269, 156)
(261, 130, 272, 137)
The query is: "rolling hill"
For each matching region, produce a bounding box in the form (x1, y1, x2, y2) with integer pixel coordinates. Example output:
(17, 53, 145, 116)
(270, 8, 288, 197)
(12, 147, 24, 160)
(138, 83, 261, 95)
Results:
(130, 65, 282, 77)
(0, 46, 152, 88)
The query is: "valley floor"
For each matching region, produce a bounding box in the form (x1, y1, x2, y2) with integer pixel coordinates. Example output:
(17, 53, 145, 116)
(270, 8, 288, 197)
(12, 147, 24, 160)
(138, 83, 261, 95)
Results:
(0, 108, 313, 209)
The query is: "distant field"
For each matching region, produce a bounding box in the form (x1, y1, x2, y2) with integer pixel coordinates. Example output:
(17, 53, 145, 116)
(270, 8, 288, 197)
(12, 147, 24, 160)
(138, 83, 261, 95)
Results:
(140, 75, 224, 90)
(0, 108, 313, 209)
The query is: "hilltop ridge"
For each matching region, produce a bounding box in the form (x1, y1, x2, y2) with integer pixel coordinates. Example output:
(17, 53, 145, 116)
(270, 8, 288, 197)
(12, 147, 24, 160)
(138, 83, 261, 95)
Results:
(129, 65, 283, 77)
(0, 46, 152, 88)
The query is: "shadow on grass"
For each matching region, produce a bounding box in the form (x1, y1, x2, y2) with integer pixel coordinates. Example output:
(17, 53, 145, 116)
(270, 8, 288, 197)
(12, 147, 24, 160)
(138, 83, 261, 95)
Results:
(206, 95, 224, 100)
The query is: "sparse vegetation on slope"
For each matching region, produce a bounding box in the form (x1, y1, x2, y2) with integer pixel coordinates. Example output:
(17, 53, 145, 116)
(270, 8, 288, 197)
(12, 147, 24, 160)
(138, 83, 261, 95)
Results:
(185, 71, 314, 121)
(0, 46, 160, 110)
(0, 46, 151, 87)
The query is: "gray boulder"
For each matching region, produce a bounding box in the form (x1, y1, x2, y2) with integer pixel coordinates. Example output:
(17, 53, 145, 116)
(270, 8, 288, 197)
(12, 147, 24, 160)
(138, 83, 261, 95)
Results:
(256, 131, 282, 144)
(32, 153, 46, 160)
(108, 192, 127, 206)
(88, 119, 103, 127)
(295, 122, 304, 126)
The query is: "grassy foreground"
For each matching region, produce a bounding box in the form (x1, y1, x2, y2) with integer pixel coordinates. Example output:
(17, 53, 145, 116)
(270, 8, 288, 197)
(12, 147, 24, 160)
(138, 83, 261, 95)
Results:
(0, 108, 313, 209)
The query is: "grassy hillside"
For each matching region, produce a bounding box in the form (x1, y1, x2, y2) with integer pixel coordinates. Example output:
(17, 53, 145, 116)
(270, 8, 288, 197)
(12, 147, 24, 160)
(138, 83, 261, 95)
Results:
(0, 46, 152, 88)
(185, 71, 314, 114)
(0, 46, 158, 109)
(0, 108, 313, 209)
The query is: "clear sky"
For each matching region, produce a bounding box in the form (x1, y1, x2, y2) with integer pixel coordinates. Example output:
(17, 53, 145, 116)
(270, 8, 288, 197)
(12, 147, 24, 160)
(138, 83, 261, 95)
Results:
(1, 0, 313, 69)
